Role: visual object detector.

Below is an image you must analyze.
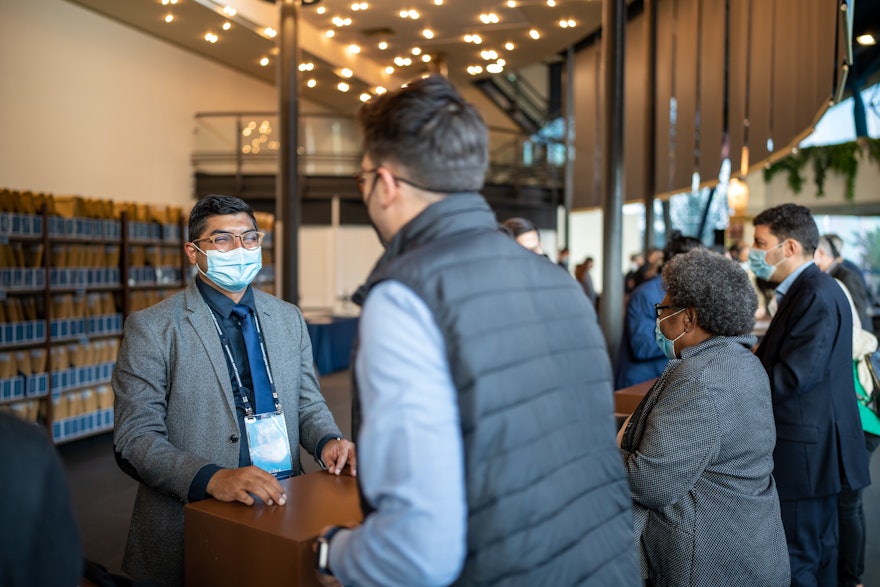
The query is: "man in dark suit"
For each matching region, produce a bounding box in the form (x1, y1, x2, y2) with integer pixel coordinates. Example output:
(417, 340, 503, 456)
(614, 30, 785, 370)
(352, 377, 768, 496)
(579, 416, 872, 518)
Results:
(751, 204, 870, 586)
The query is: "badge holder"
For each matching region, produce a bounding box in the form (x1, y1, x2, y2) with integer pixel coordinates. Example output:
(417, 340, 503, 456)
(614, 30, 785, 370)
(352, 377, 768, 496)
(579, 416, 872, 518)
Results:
(244, 411, 294, 479)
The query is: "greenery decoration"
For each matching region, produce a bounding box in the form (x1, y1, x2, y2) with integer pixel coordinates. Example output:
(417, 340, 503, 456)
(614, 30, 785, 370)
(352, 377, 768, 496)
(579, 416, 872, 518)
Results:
(762, 137, 880, 201)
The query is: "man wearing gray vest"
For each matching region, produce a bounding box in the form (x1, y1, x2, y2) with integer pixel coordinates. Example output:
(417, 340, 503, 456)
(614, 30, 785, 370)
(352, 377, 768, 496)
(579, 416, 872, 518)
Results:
(313, 75, 638, 586)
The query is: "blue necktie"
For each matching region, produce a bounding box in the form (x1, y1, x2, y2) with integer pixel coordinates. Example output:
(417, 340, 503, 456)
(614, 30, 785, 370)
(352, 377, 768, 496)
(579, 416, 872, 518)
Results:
(231, 304, 274, 414)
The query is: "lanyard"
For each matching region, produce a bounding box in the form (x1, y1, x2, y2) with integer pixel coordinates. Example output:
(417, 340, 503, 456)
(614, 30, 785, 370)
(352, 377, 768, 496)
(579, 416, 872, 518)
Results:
(207, 307, 282, 417)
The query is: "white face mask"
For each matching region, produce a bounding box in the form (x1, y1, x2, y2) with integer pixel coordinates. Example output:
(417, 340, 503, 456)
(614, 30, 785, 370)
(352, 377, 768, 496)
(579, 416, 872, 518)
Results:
(195, 245, 262, 292)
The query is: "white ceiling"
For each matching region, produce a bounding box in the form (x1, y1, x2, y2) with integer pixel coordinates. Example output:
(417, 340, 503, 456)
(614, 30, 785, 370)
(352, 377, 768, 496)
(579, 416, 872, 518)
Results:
(65, 0, 613, 113)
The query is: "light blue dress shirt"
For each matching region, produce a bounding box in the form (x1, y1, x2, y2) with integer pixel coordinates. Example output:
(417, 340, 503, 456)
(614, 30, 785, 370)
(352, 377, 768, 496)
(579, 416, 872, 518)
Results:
(774, 260, 814, 301)
(329, 280, 467, 587)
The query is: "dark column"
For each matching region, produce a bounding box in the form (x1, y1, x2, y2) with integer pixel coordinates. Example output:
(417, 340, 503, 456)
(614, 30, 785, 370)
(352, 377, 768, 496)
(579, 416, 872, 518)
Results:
(643, 0, 657, 252)
(278, 0, 300, 304)
(600, 0, 626, 366)
(563, 45, 574, 250)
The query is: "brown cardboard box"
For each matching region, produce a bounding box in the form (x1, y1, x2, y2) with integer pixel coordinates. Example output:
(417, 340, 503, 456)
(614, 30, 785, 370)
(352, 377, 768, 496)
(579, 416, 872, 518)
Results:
(95, 385, 113, 410)
(81, 388, 98, 413)
(53, 395, 67, 420)
(14, 350, 32, 376)
(25, 400, 39, 423)
(0, 352, 15, 379)
(29, 348, 47, 373)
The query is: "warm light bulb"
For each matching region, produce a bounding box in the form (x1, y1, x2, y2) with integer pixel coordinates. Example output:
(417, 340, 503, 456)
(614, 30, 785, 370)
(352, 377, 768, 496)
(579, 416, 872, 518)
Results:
(422, 54, 431, 62)
(348, 44, 361, 54)
(164, 14, 174, 23)
(326, 30, 335, 38)
(337, 82, 350, 92)
(504, 42, 515, 51)
(360, 93, 372, 102)
(307, 79, 317, 88)
(341, 68, 354, 78)
(379, 41, 389, 50)
(223, 6, 236, 16)
(264, 27, 277, 38)
(528, 29, 540, 39)
(375, 86, 387, 94)
(423, 29, 434, 39)
(385, 66, 395, 74)
(259, 57, 270, 67)
(222, 22, 232, 31)
(317, 6, 326, 14)
(412, 47, 422, 55)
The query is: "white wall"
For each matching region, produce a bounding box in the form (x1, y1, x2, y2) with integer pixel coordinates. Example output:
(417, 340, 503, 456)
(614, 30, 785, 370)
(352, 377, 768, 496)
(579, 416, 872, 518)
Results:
(567, 207, 645, 295)
(1, 0, 280, 205)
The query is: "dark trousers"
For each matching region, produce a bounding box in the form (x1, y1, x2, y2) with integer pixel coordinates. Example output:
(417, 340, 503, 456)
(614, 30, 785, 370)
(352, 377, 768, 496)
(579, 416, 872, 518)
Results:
(780, 494, 839, 587)
(838, 432, 880, 587)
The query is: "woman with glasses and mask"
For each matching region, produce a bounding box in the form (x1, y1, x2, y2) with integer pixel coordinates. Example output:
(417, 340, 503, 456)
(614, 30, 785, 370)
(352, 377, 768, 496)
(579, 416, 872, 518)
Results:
(618, 248, 789, 586)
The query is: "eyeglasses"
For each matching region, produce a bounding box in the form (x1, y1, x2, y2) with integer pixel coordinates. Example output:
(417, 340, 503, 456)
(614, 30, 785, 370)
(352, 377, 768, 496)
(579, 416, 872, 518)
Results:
(192, 230, 264, 252)
(654, 304, 679, 319)
(355, 168, 379, 192)
(356, 166, 445, 194)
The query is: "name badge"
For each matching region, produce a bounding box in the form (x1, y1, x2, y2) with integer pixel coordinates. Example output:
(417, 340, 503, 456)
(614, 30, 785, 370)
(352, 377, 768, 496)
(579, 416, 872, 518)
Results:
(244, 412, 293, 479)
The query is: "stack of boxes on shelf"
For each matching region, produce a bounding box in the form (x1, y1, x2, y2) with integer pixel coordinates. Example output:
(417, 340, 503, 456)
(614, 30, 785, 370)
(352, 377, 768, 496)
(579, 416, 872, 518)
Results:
(0, 188, 188, 443)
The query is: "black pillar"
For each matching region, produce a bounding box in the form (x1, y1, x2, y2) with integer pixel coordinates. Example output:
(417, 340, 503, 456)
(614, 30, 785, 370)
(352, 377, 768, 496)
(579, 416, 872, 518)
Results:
(643, 0, 657, 252)
(600, 0, 626, 365)
(278, 0, 300, 304)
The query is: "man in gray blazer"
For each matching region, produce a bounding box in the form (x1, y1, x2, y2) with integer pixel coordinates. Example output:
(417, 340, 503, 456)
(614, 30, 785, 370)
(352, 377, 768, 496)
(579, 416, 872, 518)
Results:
(113, 195, 355, 587)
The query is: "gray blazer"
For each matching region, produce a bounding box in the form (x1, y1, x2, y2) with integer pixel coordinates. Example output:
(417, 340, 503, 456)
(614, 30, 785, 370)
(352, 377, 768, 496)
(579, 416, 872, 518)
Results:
(620, 335, 789, 587)
(112, 280, 341, 587)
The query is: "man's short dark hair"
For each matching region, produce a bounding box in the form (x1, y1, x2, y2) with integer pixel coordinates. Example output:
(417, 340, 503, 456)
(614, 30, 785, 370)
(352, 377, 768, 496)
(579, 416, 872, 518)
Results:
(663, 231, 703, 264)
(501, 217, 537, 238)
(752, 203, 819, 255)
(188, 195, 257, 241)
(357, 75, 488, 194)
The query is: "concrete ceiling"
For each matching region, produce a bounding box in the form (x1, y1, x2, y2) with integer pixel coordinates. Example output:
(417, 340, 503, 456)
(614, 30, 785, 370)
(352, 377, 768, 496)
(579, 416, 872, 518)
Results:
(64, 0, 614, 113)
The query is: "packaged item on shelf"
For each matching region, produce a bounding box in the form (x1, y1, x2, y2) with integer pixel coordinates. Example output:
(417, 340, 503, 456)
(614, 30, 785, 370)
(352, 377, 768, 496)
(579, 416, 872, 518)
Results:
(0, 352, 15, 378)
(14, 350, 32, 376)
(30, 348, 46, 373)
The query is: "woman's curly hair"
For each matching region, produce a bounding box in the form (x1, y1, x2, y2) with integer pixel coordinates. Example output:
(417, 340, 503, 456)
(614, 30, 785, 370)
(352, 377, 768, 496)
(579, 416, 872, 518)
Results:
(662, 248, 757, 336)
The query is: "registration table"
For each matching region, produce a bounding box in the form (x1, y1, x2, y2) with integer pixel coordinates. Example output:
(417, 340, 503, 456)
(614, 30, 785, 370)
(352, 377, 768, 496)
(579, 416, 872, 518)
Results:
(185, 471, 362, 587)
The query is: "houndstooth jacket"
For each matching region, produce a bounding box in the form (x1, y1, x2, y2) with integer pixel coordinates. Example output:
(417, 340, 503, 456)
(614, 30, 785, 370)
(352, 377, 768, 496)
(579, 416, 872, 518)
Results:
(620, 334, 790, 587)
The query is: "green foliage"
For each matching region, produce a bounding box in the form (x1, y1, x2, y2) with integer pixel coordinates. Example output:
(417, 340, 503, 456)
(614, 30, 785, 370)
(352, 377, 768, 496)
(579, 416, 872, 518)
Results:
(762, 137, 880, 201)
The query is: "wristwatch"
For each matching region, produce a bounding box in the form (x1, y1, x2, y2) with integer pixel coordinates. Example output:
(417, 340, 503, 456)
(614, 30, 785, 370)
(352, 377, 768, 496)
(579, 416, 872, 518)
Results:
(316, 525, 344, 576)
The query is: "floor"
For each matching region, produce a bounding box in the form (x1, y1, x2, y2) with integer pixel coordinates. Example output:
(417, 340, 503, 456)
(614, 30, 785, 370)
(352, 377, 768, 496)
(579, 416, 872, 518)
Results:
(60, 369, 880, 585)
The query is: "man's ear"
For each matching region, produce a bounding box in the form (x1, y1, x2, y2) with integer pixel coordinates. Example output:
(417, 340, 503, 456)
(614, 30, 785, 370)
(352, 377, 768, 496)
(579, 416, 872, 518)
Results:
(184, 242, 199, 265)
(375, 167, 400, 209)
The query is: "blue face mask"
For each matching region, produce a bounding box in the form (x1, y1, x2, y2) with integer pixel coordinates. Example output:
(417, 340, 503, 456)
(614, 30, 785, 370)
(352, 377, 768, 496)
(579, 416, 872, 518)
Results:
(195, 245, 262, 292)
(655, 307, 686, 360)
(748, 242, 786, 281)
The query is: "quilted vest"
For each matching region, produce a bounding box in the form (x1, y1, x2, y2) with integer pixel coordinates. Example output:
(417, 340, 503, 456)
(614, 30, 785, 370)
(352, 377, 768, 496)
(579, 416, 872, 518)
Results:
(352, 193, 638, 586)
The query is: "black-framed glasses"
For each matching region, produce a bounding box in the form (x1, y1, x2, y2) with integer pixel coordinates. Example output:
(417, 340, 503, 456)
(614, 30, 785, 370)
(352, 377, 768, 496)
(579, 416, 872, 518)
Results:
(654, 304, 678, 319)
(355, 168, 379, 192)
(192, 230, 264, 252)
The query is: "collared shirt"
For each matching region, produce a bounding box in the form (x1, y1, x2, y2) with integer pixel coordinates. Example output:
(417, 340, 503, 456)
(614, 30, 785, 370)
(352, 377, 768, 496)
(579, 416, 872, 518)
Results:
(774, 260, 814, 302)
(329, 280, 467, 586)
(188, 279, 338, 500)
(188, 279, 259, 498)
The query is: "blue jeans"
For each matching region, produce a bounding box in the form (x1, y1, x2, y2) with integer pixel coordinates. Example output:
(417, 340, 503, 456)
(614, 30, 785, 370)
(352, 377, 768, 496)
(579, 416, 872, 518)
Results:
(838, 432, 880, 587)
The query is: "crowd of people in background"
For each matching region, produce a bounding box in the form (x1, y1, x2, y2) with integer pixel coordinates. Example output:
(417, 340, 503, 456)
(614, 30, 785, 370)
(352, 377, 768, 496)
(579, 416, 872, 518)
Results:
(12, 75, 880, 587)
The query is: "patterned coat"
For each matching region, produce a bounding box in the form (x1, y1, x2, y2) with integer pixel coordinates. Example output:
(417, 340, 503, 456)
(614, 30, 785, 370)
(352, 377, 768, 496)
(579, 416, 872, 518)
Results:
(621, 335, 789, 586)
